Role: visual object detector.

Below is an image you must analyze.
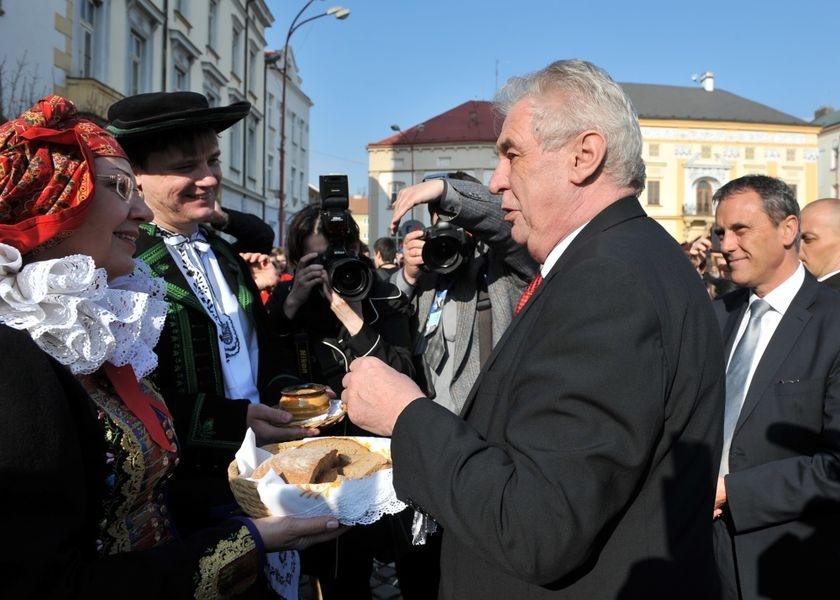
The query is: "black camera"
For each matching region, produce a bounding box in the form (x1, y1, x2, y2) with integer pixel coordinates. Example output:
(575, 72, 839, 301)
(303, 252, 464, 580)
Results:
(421, 220, 471, 275)
(318, 174, 372, 302)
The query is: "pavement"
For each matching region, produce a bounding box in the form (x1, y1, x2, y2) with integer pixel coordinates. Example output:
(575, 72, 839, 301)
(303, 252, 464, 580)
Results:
(298, 560, 403, 599)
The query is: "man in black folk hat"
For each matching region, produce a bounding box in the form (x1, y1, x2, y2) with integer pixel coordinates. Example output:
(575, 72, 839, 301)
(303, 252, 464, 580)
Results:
(106, 93, 313, 542)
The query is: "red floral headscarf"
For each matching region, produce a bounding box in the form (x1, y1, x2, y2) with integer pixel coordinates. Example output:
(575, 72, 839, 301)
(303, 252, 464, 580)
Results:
(0, 95, 128, 254)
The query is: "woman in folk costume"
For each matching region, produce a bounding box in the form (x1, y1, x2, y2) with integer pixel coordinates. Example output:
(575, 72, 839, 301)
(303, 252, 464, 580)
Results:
(0, 96, 341, 599)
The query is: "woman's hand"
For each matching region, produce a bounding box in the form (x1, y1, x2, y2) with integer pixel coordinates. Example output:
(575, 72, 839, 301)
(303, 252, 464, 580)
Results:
(325, 283, 365, 336)
(283, 252, 327, 319)
(246, 403, 320, 445)
(252, 515, 346, 551)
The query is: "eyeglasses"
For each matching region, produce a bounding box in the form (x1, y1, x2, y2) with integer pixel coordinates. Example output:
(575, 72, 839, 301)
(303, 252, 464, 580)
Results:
(96, 173, 139, 202)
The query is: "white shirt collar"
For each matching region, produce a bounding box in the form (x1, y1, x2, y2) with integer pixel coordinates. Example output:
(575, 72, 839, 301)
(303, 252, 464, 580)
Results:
(540, 221, 590, 278)
(751, 262, 805, 317)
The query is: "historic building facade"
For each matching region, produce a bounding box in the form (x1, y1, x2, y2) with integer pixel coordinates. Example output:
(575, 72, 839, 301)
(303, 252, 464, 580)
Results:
(367, 74, 821, 245)
(0, 0, 310, 244)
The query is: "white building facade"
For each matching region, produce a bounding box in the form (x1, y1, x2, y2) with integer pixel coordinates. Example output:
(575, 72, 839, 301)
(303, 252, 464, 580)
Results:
(0, 0, 312, 244)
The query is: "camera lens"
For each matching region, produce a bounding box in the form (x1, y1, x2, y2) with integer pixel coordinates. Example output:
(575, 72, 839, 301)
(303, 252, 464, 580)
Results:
(423, 237, 463, 273)
(327, 257, 372, 302)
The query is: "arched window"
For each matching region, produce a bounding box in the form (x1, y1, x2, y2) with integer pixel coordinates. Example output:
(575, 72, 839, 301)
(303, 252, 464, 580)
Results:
(696, 181, 713, 215)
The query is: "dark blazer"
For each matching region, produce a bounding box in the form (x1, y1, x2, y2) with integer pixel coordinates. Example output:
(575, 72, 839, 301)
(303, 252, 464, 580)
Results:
(391, 196, 725, 599)
(820, 271, 840, 290)
(135, 224, 296, 533)
(713, 274, 840, 600)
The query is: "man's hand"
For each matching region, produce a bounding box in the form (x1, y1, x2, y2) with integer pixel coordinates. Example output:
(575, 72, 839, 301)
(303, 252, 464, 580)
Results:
(713, 476, 727, 520)
(240, 252, 276, 290)
(341, 357, 423, 436)
(390, 179, 446, 234)
(247, 403, 320, 446)
(687, 235, 711, 276)
(400, 229, 426, 286)
(205, 199, 230, 229)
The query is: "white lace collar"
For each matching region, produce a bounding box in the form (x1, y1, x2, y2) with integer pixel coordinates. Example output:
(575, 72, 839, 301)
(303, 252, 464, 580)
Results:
(0, 243, 168, 378)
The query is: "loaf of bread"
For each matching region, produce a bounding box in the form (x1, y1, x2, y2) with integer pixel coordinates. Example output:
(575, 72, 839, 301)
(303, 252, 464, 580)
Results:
(253, 446, 339, 484)
(251, 437, 391, 484)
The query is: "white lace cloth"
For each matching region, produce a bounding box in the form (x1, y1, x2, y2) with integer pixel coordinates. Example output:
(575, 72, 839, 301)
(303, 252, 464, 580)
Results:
(235, 429, 407, 525)
(0, 243, 167, 378)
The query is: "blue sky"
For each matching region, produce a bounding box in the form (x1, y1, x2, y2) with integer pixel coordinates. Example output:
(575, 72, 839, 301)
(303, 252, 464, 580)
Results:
(265, 0, 840, 196)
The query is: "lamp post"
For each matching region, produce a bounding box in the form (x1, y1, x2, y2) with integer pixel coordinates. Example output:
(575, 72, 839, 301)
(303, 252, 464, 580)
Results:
(277, 2, 350, 246)
(390, 123, 425, 221)
(833, 139, 840, 199)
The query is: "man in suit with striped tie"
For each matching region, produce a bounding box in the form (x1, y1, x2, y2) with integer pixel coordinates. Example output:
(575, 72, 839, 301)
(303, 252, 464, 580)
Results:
(341, 59, 726, 599)
(712, 175, 840, 599)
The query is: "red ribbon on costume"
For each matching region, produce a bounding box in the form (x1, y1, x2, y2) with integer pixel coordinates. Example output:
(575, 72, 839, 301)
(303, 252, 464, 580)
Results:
(102, 362, 176, 453)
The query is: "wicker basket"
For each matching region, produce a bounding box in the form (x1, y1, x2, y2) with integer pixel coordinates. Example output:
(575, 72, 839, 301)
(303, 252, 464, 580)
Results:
(229, 437, 405, 524)
(228, 441, 302, 518)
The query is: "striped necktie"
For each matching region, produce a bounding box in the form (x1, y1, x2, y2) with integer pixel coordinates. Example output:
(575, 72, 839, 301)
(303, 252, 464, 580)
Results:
(514, 274, 543, 316)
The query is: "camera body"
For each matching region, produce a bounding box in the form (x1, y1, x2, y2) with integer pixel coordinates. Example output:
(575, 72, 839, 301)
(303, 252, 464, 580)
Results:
(420, 220, 471, 274)
(317, 175, 372, 302)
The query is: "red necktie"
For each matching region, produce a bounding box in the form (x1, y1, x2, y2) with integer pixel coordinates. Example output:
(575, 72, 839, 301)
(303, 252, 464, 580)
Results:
(514, 274, 543, 316)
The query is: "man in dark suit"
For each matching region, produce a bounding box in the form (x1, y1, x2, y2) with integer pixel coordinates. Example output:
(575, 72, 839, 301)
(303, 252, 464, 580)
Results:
(341, 59, 725, 599)
(712, 175, 840, 599)
(799, 197, 840, 290)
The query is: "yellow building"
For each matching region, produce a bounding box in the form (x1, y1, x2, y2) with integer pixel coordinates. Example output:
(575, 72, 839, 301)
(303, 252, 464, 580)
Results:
(367, 74, 820, 245)
(628, 73, 820, 242)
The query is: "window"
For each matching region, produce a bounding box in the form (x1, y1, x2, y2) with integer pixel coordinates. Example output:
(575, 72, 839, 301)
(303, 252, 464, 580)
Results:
(229, 120, 242, 173)
(204, 86, 220, 107)
(648, 144, 659, 158)
(788, 183, 797, 199)
(246, 116, 257, 183)
(390, 181, 405, 206)
(647, 180, 660, 206)
(786, 149, 796, 162)
(248, 45, 257, 93)
(79, 0, 98, 77)
(232, 26, 242, 77)
(745, 147, 755, 160)
(267, 93, 275, 127)
(701, 145, 711, 159)
(696, 181, 713, 215)
(267, 153, 275, 190)
(175, 0, 188, 18)
(207, 0, 218, 49)
(129, 32, 146, 95)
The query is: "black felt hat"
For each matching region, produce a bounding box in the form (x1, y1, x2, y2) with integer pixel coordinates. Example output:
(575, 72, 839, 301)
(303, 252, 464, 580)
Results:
(106, 92, 250, 139)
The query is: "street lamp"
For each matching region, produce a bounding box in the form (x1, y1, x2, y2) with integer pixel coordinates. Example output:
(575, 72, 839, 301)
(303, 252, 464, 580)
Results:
(277, 2, 350, 246)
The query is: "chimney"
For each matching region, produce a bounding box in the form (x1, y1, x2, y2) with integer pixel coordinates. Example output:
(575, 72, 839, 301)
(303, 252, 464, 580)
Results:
(700, 71, 714, 92)
(814, 106, 836, 120)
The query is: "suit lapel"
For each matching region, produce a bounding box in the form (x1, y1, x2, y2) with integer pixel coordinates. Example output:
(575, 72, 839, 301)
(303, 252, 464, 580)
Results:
(736, 276, 817, 433)
(460, 195, 647, 417)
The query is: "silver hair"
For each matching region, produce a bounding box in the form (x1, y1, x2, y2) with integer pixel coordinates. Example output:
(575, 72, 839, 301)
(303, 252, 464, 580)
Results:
(494, 59, 646, 194)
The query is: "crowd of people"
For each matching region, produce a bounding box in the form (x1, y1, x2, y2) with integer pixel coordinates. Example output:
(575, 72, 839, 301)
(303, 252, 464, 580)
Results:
(1, 57, 839, 600)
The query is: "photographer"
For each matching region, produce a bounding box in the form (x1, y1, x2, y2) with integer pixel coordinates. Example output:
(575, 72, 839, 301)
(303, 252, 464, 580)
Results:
(393, 174, 538, 413)
(265, 201, 414, 599)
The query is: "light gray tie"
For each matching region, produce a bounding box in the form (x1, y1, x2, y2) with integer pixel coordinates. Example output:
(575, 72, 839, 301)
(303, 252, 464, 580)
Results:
(720, 299, 771, 475)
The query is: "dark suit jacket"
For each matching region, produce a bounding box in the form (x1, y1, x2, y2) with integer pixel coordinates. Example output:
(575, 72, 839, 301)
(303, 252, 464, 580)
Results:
(713, 274, 840, 599)
(135, 224, 297, 533)
(392, 196, 725, 599)
(820, 271, 840, 290)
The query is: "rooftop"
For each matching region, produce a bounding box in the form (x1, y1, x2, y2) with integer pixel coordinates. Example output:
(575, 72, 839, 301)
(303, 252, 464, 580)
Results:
(369, 83, 814, 147)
